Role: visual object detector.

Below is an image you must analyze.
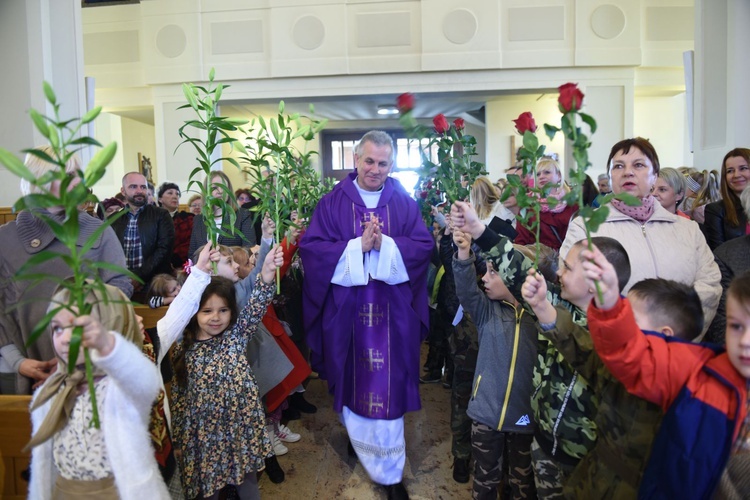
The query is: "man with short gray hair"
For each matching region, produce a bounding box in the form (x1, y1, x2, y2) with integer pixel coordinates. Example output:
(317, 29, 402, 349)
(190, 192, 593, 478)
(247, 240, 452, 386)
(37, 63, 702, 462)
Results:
(300, 131, 434, 500)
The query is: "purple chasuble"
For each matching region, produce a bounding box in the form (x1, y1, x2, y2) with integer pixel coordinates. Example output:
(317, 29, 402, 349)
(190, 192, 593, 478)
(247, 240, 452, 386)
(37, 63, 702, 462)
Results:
(299, 173, 434, 419)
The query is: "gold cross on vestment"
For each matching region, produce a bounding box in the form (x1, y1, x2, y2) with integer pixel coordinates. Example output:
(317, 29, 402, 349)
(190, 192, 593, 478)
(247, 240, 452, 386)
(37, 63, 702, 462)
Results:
(359, 211, 383, 229)
(358, 392, 384, 417)
(359, 303, 384, 327)
(360, 348, 385, 372)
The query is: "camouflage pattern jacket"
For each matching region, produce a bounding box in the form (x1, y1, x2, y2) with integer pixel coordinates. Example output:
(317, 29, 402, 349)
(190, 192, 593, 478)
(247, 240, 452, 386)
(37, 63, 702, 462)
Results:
(473, 228, 597, 466)
(542, 307, 663, 498)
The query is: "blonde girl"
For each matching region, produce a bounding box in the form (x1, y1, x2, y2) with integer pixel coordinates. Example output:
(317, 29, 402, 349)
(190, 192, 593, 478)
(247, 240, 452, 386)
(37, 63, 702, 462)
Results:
(27, 285, 168, 500)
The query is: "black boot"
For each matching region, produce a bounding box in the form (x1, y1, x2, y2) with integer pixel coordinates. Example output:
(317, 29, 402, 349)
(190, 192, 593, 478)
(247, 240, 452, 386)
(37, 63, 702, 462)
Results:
(452, 457, 470, 483)
(282, 405, 301, 421)
(290, 391, 318, 414)
(264, 455, 285, 484)
(384, 482, 409, 500)
(419, 370, 442, 384)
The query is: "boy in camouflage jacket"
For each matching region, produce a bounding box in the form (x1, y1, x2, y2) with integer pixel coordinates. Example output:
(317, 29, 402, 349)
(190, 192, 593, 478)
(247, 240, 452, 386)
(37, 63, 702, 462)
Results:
(450, 201, 598, 498)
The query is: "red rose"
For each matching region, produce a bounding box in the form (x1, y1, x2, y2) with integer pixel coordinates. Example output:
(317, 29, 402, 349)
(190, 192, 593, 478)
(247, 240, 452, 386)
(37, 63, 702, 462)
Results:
(513, 112, 537, 134)
(453, 118, 465, 131)
(558, 83, 584, 112)
(433, 114, 449, 134)
(420, 191, 428, 199)
(397, 93, 415, 113)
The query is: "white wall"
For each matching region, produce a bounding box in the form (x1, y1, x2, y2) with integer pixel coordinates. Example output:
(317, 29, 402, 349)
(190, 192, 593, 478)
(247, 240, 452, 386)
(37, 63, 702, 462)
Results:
(121, 117, 157, 182)
(485, 95, 568, 182)
(634, 94, 692, 170)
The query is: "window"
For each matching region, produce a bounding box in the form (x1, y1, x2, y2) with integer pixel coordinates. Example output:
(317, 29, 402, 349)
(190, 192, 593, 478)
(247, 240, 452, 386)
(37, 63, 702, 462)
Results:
(321, 130, 439, 195)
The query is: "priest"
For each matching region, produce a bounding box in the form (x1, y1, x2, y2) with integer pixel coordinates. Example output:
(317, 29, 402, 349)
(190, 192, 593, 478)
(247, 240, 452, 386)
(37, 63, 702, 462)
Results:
(299, 131, 433, 500)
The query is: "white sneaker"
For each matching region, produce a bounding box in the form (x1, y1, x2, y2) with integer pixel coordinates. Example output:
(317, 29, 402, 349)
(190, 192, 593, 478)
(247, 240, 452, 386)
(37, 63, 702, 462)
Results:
(266, 425, 288, 456)
(275, 423, 301, 443)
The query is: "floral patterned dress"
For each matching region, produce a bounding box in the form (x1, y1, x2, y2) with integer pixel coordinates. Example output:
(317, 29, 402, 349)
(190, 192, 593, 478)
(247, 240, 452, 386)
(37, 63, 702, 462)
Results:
(171, 277, 274, 499)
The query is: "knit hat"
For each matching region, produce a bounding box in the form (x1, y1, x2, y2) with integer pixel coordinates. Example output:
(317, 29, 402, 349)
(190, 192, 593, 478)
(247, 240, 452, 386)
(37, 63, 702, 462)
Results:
(101, 197, 125, 212)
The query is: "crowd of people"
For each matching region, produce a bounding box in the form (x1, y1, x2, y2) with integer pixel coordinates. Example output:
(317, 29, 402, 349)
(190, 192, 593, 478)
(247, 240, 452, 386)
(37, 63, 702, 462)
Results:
(1, 135, 749, 499)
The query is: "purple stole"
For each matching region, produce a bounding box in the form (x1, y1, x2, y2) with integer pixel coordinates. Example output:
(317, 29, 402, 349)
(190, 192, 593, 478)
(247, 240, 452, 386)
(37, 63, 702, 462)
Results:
(349, 204, 401, 419)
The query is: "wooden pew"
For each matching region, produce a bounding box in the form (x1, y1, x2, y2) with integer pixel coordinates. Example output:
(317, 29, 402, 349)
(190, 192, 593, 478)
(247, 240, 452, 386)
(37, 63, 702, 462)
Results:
(0, 395, 31, 499)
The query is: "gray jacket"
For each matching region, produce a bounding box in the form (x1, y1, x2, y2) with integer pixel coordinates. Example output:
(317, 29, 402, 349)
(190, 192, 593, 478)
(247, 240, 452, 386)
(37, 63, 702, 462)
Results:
(453, 252, 537, 433)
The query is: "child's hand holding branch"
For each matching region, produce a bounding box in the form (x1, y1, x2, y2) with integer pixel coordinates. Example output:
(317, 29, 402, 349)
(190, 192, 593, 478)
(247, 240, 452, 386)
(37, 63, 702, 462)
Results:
(450, 201, 485, 239)
(580, 246, 620, 311)
(261, 244, 284, 284)
(196, 244, 221, 274)
(262, 212, 276, 240)
(521, 269, 557, 325)
(74, 315, 115, 357)
(452, 228, 471, 260)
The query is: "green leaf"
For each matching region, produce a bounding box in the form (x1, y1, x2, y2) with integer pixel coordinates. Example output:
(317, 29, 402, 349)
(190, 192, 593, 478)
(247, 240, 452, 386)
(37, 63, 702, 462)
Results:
(522, 130, 538, 153)
(0, 148, 36, 181)
(614, 192, 642, 207)
(68, 137, 103, 148)
(586, 206, 610, 233)
(68, 325, 83, 374)
(29, 109, 50, 139)
(214, 83, 223, 102)
(80, 106, 102, 125)
(26, 305, 64, 348)
(544, 123, 559, 142)
(84, 142, 117, 186)
(579, 112, 597, 134)
(43, 81, 57, 105)
(279, 100, 285, 114)
(208, 67, 216, 81)
(182, 83, 200, 111)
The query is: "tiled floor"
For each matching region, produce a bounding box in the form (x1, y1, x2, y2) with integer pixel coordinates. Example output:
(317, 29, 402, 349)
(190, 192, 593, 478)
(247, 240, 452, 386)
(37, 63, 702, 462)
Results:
(259, 350, 471, 499)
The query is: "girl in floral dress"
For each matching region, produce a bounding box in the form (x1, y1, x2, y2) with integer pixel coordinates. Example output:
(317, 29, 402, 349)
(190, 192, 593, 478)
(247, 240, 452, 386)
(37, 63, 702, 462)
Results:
(169, 244, 283, 500)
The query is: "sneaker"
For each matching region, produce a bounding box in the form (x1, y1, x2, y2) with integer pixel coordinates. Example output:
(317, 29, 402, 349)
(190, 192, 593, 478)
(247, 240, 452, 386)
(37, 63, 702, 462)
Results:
(266, 426, 288, 456)
(275, 423, 301, 443)
(452, 457, 470, 483)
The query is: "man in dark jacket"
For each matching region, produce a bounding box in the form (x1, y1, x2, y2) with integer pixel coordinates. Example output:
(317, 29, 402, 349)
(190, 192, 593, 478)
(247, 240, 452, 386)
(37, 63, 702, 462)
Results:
(112, 172, 175, 301)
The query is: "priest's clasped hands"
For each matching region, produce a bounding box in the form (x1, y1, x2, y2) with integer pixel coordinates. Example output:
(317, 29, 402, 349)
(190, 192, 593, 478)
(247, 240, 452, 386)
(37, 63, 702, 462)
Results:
(361, 216, 382, 252)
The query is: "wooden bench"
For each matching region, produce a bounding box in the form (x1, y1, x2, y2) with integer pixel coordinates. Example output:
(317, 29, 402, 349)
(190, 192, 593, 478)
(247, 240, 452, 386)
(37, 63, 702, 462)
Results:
(0, 207, 18, 225)
(0, 395, 32, 499)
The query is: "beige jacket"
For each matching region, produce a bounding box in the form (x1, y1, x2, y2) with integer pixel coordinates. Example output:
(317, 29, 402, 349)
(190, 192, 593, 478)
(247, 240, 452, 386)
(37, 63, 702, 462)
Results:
(560, 203, 721, 335)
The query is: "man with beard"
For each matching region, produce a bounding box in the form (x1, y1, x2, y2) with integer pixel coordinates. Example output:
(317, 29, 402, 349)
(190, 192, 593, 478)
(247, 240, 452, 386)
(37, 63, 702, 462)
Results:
(112, 172, 175, 302)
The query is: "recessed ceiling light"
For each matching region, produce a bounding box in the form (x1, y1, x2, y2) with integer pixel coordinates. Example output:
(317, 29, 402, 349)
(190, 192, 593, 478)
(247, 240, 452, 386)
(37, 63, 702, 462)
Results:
(377, 104, 399, 115)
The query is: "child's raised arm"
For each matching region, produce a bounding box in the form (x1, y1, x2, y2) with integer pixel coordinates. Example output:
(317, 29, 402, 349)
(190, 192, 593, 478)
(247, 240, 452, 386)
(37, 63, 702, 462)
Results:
(521, 269, 556, 325)
(155, 244, 219, 363)
(452, 228, 471, 261)
(582, 246, 704, 410)
(580, 246, 620, 311)
(261, 244, 284, 284)
(75, 315, 115, 357)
